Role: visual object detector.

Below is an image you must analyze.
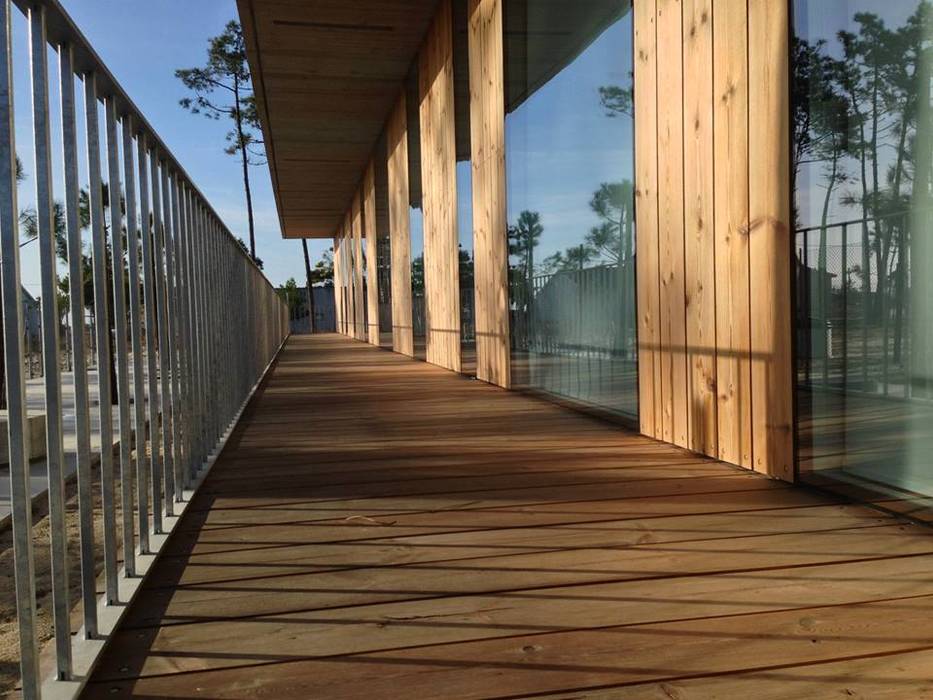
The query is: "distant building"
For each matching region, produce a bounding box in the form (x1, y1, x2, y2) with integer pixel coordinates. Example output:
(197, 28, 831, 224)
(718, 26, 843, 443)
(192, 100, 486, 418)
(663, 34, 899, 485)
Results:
(20, 287, 41, 348)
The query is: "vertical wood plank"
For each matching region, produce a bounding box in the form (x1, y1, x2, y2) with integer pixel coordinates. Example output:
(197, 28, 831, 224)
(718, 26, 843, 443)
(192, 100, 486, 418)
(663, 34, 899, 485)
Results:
(713, 0, 752, 468)
(634, 0, 661, 439)
(656, 0, 687, 447)
(387, 93, 415, 356)
(683, 0, 717, 455)
(352, 196, 365, 340)
(420, 0, 462, 372)
(749, 0, 793, 480)
(468, 0, 510, 388)
(334, 234, 346, 335)
(363, 159, 380, 346)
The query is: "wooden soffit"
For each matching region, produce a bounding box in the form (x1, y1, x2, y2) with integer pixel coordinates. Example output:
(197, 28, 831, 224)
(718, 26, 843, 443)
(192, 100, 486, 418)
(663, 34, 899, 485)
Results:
(238, 0, 440, 238)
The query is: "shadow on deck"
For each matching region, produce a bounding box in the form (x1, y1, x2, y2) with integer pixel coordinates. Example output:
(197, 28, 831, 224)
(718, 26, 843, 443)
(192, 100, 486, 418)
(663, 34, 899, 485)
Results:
(82, 334, 933, 699)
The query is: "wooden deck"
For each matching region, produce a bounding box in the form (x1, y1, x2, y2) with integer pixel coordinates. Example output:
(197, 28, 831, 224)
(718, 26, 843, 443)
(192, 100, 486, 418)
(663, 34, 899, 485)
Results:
(82, 334, 933, 699)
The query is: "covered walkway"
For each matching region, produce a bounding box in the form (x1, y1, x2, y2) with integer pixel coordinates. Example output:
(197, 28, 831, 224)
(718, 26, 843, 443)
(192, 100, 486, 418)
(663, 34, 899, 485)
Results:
(82, 334, 933, 699)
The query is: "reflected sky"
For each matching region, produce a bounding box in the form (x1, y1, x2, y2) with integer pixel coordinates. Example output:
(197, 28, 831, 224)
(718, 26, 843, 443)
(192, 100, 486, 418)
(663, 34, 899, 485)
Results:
(506, 11, 634, 264)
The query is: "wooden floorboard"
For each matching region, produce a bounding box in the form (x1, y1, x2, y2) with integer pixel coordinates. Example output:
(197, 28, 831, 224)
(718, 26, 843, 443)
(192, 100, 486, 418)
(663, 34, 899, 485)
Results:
(82, 334, 933, 699)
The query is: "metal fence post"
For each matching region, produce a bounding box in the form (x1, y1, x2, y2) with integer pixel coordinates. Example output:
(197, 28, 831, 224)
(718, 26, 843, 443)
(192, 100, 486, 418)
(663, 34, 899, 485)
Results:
(28, 4, 71, 676)
(0, 0, 40, 691)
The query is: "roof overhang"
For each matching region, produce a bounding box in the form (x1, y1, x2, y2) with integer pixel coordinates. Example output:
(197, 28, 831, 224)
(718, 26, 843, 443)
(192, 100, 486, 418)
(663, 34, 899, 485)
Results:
(238, 0, 439, 239)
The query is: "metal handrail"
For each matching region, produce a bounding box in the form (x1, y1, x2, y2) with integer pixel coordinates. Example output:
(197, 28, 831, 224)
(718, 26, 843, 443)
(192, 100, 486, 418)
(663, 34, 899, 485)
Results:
(0, 1, 289, 696)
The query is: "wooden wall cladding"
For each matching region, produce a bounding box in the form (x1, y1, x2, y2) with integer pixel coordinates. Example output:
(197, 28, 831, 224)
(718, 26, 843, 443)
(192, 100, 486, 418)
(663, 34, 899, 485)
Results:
(419, 0, 462, 373)
(351, 197, 366, 340)
(634, 0, 661, 439)
(338, 226, 351, 336)
(748, 0, 793, 480)
(633, 0, 793, 480)
(387, 94, 415, 356)
(363, 160, 380, 346)
(468, 0, 510, 389)
(333, 234, 344, 334)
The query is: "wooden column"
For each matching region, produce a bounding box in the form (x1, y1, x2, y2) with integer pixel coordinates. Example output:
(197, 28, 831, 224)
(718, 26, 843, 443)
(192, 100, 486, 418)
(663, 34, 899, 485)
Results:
(468, 0, 510, 388)
(333, 235, 344, 334)
(344, 215, 356, 338)
(634, 0, 661, 438)
(683, 0, 716, 455)
(713, 0, 752, 469)
(633, 0, 792, 479)
(352, 195, 365, 340)
(387, 94, 414, 356)
(748, 0, 793, 480)
(420, 0, 462, 373)
(657, 0, 688, 448)
(363, 160, 380, 346)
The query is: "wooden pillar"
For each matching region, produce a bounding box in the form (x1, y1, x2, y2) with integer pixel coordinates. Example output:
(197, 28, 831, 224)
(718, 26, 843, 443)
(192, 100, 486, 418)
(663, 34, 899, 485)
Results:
(683, 0, 716, 455)
(363, 160, 380, 346)
(468, 0, 510, 388)
(634, 0, 660, 439)
(387, 94, 414, 356)
(748, 0, 793, 480)
(333, 234, 344, 334)
(633, 0, 792, 480)
(713, 0, 752, 469)
(351, 195, 365, 340)
(656, 0, 687, 449)
(420, 0, 461, 373)
(343, 215, 354, 337)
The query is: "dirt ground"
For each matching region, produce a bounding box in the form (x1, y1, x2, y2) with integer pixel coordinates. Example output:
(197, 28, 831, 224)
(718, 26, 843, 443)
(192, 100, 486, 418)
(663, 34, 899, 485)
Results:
(0, 454, 129, 697)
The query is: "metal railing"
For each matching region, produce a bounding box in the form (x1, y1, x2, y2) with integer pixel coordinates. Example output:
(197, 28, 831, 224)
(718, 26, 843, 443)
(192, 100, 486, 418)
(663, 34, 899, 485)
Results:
(795, 210, 928, 400)
(507, 260, 638, 417)
(0, 0, 289, 695)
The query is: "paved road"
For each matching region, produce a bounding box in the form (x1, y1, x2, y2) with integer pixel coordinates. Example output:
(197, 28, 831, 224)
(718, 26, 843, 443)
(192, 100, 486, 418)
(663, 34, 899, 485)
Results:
(0, 368, 151, 524)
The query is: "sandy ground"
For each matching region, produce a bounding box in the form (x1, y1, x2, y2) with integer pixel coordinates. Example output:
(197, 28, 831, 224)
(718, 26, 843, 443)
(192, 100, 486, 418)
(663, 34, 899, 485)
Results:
(0, 452, 129, 697)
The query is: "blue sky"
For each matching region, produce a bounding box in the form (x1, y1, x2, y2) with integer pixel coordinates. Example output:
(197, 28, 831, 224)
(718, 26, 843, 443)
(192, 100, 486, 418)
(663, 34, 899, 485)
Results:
(506, 13, 634, 263)
(13, 0, 325, 297)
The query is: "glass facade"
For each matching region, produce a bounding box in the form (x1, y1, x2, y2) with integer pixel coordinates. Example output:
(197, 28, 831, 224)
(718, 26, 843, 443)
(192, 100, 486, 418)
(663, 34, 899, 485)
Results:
(375, 134, 394, 349)
(793, 1, 933, 499)
(504, 0, 637, 419)
(407, 67, 427, 360)
(454, 0, 475, 375)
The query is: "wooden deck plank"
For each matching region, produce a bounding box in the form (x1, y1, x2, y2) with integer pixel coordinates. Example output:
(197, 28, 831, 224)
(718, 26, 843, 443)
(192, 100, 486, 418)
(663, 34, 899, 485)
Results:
(81, 334, 933, 699)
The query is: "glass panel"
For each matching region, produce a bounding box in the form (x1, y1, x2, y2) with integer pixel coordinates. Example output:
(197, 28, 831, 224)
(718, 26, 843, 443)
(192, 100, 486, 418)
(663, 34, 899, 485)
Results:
(374, 133, 393, 349)
(504, 0, 637, 419)
(407, 66, 426, 360)
(793, 0, 933, 502)
(455, 0, 475, 375)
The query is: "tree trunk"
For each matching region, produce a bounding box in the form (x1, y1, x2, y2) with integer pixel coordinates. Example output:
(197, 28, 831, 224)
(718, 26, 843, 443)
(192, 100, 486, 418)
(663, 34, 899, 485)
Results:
(302, 238, 315, 333)
(234, 79, 256, 261)
(817, 143, 839, 323)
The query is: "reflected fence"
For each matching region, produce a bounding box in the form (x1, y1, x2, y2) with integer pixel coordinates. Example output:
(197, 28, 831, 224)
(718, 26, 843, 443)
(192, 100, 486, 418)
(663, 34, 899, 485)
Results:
(510, 261, 637, 415)
(795, 210, 932, 401)
(0, 0, 288, 695)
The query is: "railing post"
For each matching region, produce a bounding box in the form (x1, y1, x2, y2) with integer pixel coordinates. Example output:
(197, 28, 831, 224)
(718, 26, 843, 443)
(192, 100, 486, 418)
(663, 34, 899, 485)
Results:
(105, 96, 136, 578)
(123, 115, 150, 555)
(167, 174, 185, 494)
(28, 3, 71, 679)
(0, 0, 40, 692)
(153, 158, 174, 513)
(59, 41, 97, 641)
(84, 71, 119, 605)
(138, 137, 163, 533)
(179, 186, 198, 483)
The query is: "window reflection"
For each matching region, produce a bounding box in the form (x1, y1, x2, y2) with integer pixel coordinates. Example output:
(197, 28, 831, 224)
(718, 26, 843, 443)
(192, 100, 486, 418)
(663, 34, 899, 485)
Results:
(455, 0, 475, 374)
(504, 0, 637, 419)
(407, 65, 426, 360)
(794, 1, 933, 501)
(374, 133, 393, 349)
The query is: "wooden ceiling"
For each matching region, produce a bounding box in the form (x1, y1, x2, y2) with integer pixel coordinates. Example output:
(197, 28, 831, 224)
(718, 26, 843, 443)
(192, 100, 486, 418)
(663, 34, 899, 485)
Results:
(238, 0, 440, 238)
